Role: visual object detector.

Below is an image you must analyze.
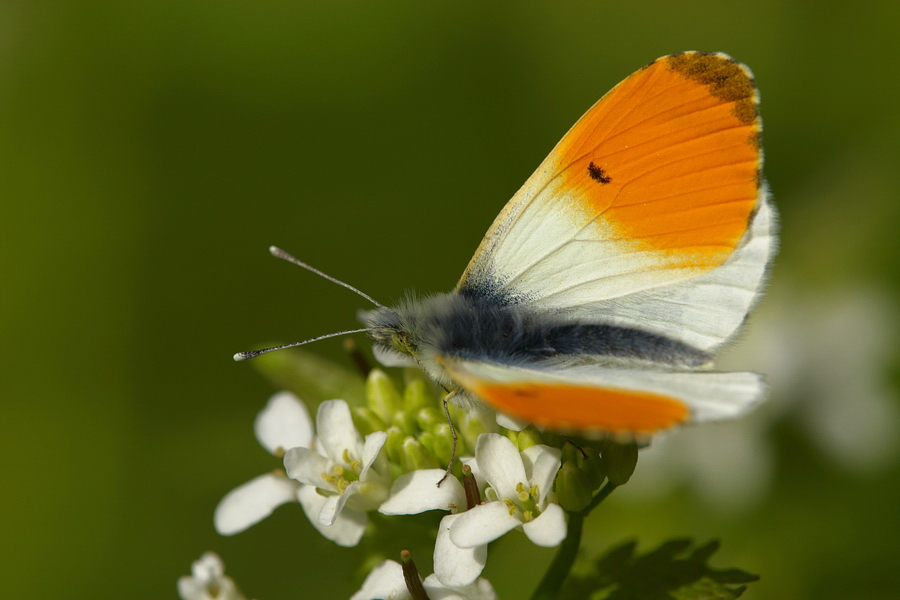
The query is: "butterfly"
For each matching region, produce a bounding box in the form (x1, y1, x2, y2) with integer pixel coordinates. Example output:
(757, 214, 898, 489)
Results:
(240, 52, 777, 437)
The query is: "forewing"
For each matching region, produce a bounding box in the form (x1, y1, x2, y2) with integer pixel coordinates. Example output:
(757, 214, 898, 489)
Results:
(457, 52, 773, 350)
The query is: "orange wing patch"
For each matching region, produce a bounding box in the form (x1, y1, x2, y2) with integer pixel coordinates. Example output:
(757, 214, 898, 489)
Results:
(471, 380, 690, 434)
(556, 52, 761, 271)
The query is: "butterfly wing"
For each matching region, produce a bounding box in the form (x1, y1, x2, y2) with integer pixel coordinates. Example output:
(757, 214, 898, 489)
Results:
(457, 52, 776, 352)
(439, 356, 765, 435)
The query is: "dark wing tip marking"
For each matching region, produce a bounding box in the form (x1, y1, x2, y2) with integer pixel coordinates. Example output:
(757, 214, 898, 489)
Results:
(665, 52, 758, 125)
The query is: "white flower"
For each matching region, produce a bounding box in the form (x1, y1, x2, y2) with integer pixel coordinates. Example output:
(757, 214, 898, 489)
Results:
(450, 434, 565, 549)
(214, 392, 309, 535)
(284, 399, 392, 543)
(351, 559, 497, 600)
(177, 552, 246, 600)
(379, 469, 486, 587)
(381, 434, 565, 587)
(214, 392, 366, 546)
(214, 471, 302, 533)
(433, 512, 489, 588)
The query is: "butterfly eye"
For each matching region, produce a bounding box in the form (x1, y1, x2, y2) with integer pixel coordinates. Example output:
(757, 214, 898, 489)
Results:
(391, 332, 415, 356)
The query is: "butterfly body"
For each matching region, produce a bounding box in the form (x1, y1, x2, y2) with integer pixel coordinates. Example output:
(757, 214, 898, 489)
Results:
(365, 51, 777, 435)
(367, 293, 712, 380)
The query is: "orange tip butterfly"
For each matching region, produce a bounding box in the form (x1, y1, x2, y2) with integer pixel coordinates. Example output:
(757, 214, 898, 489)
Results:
(242, 52, 777, 438)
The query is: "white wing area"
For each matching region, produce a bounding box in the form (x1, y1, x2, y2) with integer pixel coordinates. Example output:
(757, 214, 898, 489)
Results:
(459, 171, 716, 305)
(461, 183, 775, 352)
(443, 358, 767, 426)
(538, 190, 777, 351)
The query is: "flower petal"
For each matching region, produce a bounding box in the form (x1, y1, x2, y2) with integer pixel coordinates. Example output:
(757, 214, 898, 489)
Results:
(474, 434, 526, 500)
(424, 574, 498, 600)
(178, 552, 247, 600)
(359, 430, 388, 479)
(373, 344, 418, 368)
(522, 502, 567, 547)
(350, 560, 409, 600)
(449, 502, 520, 548)
(316, 400, 363, 463)
(317, 485, 350, 526)
(298, 485, 367, 547)
(283, 447, 331, 488)
(380, 470, 466, 515)
(521, 445, 562, 505)
(495, 412, 529, 431)
(191, 551, 224, 581)
(434, 513, 488, 587)
(254, 391, 313, 455)
(214, 473, 299, 535)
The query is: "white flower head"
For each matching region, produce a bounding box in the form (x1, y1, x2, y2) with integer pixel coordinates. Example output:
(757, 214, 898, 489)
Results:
(284, 399, 392, 541)
(379, 469, 487, 587)
(214, 392, 368, 546)
(177, 552, 246, 600)
(351, 559, 497, 600)
(450, 433, 566, 550)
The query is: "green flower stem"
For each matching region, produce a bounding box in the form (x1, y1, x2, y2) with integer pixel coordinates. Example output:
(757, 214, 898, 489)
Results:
(529, 481, 619, 600)
(530, 510, 583, 600)
(585, 480, 618, 514)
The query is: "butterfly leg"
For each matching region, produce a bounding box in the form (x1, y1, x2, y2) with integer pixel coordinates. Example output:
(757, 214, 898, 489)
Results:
(436, 388, 460, 487)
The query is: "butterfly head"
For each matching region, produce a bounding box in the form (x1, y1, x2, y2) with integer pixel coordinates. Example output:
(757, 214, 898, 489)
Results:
(364, 305, 421, 360)
(361, 296, 461, 385)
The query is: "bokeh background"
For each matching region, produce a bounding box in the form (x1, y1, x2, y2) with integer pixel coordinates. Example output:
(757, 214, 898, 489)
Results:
(3, 1, 899, 598)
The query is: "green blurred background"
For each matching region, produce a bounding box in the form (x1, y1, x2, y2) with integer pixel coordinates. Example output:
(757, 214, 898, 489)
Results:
(3, 1, 899, 598)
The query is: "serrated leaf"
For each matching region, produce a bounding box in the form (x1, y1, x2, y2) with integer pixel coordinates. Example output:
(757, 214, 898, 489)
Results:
(689, 540, 721, 564)
(561, 538, 759, 600)
(670, 576, 747, 600)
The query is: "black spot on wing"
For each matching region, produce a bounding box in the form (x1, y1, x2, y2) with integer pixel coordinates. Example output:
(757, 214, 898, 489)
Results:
(588, 161, 612, 184)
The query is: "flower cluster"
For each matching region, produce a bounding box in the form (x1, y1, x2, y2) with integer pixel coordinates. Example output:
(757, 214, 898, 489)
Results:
(190, 353, 638, 599)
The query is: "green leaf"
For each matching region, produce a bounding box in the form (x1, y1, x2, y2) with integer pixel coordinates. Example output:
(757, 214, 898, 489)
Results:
(561, 538, 759, 600)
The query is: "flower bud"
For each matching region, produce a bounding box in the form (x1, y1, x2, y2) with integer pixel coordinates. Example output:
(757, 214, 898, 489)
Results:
(366, 369, 402, 423)
(579, 450, 607, 490)
(403, 378, 433, 412)
(384, 425, 407, 464)
(351, 406, 387, 437)
(415, 407, 443, 432)
(400, 437, 439, 472)
(429, 423, 455, 466)
(417, 431, 439, 459)
(392, 410, 419, 437)
(460, 411, 491, 451)
(513, 428, 543, 451)
(540, 430, 566, 448)
(601, 438, 639, 485)
(555, 460, 593, 512)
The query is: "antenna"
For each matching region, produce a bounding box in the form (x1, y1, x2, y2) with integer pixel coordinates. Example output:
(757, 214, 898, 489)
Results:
(233, 328, 374, 361)
(268, 246, 387, 309)
(233, 246, 391, 362)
